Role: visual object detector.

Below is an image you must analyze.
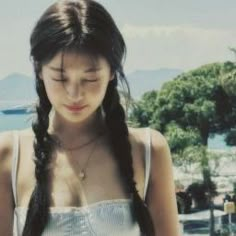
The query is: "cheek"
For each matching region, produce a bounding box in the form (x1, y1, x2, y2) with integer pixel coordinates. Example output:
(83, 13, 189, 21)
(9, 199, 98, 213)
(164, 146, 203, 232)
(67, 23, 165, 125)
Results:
(89, 83, 103, 93)
(88, 82, 109, 98)
(43, 80, 63, 102)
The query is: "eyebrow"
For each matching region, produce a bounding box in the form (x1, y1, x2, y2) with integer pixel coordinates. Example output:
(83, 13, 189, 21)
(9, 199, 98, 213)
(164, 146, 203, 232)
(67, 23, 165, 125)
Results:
(48, 66, 101, 73)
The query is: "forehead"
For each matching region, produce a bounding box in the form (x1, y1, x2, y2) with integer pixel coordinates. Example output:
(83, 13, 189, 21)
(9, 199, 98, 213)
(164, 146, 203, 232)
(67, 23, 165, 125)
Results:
(46, 51, 109, 72)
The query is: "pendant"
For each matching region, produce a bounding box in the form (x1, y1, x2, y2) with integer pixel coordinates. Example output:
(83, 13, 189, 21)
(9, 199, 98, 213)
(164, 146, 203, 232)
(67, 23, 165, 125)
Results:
(79, 170, 86, 180)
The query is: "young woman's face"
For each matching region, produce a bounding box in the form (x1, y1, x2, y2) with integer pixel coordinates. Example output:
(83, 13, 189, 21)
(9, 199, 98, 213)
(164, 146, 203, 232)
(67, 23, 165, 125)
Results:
(40, 51, 113, 123)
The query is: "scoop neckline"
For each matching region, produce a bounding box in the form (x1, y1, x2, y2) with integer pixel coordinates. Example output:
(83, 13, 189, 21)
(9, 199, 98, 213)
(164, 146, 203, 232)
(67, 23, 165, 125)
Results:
(15, 198, 133, 212)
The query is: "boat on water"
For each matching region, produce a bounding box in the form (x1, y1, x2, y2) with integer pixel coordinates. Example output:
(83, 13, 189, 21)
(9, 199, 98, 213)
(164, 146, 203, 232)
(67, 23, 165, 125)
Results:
(1, 104, 35, 115)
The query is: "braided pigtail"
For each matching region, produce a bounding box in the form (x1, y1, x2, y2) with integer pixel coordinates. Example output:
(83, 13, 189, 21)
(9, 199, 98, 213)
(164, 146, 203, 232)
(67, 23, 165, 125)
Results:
(102, 78, 155, 236)
(22, 75, 54, 236)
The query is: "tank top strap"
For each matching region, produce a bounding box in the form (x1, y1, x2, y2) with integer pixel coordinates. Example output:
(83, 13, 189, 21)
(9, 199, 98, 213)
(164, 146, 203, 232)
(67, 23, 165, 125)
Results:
(143, 127, 151, 201)
(11, 130, 20, 206)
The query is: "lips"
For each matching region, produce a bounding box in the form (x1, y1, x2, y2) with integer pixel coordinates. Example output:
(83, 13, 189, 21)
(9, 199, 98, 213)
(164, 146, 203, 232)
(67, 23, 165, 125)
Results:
(64, 104, 88, 111)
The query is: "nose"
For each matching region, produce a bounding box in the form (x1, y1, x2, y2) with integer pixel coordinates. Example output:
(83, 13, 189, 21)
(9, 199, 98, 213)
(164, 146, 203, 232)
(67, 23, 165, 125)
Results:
(64, 82, 83, 100)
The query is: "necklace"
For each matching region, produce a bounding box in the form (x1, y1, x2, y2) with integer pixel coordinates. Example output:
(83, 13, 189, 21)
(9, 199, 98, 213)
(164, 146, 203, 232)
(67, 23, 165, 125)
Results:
(55, 132, 104, 180)
(55, 132, 104, 151)
(67, 137, 99, 180)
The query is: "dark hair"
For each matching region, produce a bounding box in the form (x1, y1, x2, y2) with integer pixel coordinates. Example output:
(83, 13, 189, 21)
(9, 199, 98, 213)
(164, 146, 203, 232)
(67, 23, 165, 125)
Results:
(23, 0, 154, 235)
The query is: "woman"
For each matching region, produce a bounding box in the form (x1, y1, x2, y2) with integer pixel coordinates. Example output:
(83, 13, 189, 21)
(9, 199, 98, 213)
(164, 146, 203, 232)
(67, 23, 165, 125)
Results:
(0, 0, 180, 235)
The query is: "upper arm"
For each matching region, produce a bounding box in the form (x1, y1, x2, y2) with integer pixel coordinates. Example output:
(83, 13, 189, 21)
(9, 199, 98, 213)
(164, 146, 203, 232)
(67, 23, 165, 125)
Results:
(0, 131, 15, 236)
(146, 129, 181, 236)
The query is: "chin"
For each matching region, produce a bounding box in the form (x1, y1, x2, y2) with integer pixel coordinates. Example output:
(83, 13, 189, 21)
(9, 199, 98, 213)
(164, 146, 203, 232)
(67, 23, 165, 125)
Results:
(66, 110, 98, 124)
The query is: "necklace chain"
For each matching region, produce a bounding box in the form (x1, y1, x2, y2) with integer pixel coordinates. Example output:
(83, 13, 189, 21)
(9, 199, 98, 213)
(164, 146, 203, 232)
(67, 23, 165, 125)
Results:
(54, 132, 105, 180)
(56, 132, 104, 151)
(67, 137, 99, 180)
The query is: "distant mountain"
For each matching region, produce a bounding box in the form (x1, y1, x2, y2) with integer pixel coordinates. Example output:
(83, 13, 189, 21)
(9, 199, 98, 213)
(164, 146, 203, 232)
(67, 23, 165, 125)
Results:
(127, 68, 183, 99)
(0, 73, 36, 108)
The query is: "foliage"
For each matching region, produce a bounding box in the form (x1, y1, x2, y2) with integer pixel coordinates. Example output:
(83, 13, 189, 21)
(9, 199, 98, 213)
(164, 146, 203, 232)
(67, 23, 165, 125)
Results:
(164, 122, 203, 167)
(220, 61, 236, 97)
(219, 50, 236, 94)
(153, 63, 234, 145)
(207, 150, 223, 177)
(128, 59, 236, 235)
(129, 61, 236, 162)
(219, 59, 236, 145)
(176, 191, 192, 214)
(165, 122, 201, 152)
(225, 128, 236, 145)
(128, 90, 159, 128)
(186, 181, 217, 210)
(173, 146, 206, 172)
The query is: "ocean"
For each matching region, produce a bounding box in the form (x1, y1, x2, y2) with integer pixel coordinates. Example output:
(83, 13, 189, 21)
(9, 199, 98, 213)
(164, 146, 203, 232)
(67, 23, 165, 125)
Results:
(0, 113, 35, 132)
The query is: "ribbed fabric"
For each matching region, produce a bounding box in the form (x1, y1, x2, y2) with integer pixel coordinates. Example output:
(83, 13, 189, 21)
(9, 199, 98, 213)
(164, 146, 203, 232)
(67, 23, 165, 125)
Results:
(12, 128, 151, 236)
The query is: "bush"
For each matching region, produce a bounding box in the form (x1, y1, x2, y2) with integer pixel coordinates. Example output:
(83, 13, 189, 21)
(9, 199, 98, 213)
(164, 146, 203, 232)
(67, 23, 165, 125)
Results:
(176, 191, 192, 214)
(186, 181, 217, 210)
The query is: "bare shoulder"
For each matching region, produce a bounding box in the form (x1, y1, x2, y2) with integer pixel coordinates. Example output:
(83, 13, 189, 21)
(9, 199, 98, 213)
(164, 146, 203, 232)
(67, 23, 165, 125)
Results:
(0, 128, 34, 171)
(19, 127, 34, 138)
(128, 127, 148, 144)
(0, 130, 16, 234)
(128, 127, 169, 152)
(0, 130, 15, 172)
(18, 127, 35, 147)
(130, 127, 171, 178)
(128, 127, 171, 175)
(0, 130, 15, 150)
(0, 128, 35, 234)
(128, 127, 151, 156)
(148, 129, 173, 190)
(149, 128, 170, 163)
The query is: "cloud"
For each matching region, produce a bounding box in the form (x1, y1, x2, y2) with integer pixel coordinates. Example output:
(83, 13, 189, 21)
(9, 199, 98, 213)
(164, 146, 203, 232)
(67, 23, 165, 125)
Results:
(121, 24, 236, 72)
(121, 24, 235, 41)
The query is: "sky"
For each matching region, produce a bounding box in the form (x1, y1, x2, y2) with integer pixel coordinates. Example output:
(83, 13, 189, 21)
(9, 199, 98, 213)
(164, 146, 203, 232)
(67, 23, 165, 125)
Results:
(1, 0, 236, 79)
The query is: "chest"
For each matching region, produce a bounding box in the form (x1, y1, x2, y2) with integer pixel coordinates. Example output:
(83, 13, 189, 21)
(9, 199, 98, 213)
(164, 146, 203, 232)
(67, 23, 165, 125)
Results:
(16, 136, 146, 207)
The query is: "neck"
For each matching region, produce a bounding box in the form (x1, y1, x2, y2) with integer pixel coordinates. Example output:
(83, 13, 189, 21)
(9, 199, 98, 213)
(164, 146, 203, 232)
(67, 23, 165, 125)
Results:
(48, 110, 107, 147)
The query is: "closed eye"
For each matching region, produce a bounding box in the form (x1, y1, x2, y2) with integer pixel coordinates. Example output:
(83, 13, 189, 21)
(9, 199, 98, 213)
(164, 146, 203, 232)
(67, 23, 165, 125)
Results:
(84, 79, 98, 82)
(51, 77, 99, 82)
(52, 78, 67, 82)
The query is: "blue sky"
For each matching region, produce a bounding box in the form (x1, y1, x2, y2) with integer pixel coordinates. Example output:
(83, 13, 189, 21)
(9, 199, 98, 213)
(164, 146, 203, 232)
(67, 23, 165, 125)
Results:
(1, 0, 236, 79)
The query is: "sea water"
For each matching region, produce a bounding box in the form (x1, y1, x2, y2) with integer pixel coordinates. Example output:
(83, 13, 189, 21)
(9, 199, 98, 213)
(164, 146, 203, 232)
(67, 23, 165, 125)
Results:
(0, 113, 35, 132)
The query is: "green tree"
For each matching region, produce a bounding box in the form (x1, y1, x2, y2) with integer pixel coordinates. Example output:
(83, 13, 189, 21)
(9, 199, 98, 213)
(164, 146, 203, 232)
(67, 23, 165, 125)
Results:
(220, 61, 236, 97)
(128, 90, 159, 128)
(219, 59, 236, 146)
(129, 62, 236, 235)
(153, 63, 234, 144)
(164, 122, 203, 171)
